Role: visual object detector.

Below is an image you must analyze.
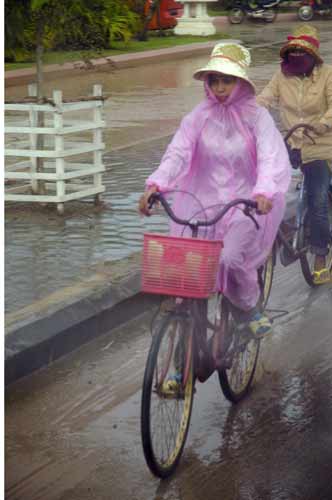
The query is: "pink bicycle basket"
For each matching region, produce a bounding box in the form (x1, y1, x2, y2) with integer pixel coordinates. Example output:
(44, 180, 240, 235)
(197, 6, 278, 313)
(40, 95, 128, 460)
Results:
(142, 233, 223, 298)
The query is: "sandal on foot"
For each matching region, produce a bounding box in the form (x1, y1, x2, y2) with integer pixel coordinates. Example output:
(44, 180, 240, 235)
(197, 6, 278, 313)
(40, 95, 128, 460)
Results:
(312, 268, 331, 285)
(248, 312, 272, 339)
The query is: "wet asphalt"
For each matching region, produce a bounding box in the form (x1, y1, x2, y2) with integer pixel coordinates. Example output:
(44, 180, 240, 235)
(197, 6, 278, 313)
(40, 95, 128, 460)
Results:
(5, 261, 332, 499)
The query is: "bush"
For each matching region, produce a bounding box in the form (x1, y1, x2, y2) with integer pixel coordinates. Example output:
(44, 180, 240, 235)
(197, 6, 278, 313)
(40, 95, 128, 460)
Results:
(5, 0, 142, 60)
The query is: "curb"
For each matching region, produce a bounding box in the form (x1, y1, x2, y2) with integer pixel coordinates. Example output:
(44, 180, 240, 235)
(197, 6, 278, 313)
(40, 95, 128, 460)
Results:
(5, 186, 299, 386)
(4, 40, 238, 88)
(5, 254, 160, 386)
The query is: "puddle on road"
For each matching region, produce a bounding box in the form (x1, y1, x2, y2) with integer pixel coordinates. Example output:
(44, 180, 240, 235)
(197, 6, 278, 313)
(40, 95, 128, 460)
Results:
(5, 137, 170, 313)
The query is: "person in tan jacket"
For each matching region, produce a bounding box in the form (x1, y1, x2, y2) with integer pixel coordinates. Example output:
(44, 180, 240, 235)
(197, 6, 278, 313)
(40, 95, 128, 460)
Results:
(257, 24, 332, 285)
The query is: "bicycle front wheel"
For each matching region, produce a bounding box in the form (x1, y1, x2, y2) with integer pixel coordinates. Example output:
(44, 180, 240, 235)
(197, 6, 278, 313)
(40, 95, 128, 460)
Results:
(299, 210, 315, 286)
(218, 299, 260, 403)
(141, 312, 195, 478)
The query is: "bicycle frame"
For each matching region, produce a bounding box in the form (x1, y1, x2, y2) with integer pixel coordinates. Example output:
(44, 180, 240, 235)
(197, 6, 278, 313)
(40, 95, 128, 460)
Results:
(149, 192, 259, 380)
(277, 177, 307, 264)
(293, 177, 307, 252)
(147, 193, 260, 382)
(159, 296, 213, 384)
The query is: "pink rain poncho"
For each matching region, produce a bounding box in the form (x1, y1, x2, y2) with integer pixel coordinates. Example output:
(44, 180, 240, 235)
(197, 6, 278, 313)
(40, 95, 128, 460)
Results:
(146, 80, 291, 311)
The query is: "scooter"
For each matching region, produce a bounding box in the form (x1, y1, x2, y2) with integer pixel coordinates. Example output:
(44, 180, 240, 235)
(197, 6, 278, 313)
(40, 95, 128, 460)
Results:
(297, 0, 332, 21)
(228, 0, 283, 24)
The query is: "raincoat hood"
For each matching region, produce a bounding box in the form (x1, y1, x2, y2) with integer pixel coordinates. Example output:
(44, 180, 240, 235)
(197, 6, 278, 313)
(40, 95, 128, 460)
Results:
(203, 78, 259, 170)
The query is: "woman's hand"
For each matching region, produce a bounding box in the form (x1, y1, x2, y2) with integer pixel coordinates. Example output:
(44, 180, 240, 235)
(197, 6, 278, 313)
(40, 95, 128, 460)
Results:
(138, 185, 159, 216)
(253, 194, 273, 215)
(312, 123, 329, 136)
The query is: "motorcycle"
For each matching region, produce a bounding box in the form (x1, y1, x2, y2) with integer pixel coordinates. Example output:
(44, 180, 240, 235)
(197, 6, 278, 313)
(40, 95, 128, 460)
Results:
(228, 0, 283, 24)
(297, 0, 332, 21)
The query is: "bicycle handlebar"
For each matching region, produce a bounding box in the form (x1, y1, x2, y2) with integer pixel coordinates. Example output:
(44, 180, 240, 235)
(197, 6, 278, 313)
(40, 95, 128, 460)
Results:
(148, 192, 259, 229)
(284, 123, 316, 144)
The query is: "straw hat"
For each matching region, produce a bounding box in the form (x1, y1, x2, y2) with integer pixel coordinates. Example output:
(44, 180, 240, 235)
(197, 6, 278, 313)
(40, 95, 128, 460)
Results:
(280, 24, 323, 64)
(193, 42, 255, 93)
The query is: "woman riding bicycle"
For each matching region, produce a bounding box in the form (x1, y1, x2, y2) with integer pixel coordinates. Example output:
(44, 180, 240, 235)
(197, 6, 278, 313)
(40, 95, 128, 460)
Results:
(139, 42, 291, 337)
(257, 24, 332, 285)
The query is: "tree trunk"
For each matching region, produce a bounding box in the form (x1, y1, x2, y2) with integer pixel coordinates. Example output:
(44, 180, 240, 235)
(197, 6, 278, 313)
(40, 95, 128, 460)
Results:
(35, 16, 45, 194)
(139, 0, 162, 41)
(156, 3, 165, 37)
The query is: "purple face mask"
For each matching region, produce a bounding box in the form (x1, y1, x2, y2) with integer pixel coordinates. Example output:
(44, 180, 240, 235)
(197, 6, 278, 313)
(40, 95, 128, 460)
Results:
(281, 52, 316, 76)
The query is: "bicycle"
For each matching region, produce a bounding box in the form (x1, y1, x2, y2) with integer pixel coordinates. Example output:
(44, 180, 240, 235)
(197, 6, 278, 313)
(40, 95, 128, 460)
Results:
(140, 193, 274, 478)
(276, 123, 332, 287)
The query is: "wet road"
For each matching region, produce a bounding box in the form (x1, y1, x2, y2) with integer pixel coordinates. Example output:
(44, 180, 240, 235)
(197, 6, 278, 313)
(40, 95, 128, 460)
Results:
(5, 263, 332, 499)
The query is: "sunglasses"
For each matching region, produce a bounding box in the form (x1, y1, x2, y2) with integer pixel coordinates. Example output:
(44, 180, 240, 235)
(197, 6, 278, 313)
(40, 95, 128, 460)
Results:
(208, 74, 237, 85)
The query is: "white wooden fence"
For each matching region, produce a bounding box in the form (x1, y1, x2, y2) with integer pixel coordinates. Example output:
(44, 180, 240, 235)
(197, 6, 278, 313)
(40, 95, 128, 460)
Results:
(5, 84, 106, 214)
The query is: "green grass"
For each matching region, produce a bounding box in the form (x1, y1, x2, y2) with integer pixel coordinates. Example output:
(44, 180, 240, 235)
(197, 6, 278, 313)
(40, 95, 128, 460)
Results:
(5, 33, 229, 71)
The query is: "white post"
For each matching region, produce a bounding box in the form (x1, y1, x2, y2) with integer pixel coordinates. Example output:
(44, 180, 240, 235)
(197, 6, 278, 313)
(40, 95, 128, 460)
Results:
(92, 84, 103, 205)
(5, 87, 105, 209)
(183, 3, 190, 16)
(189, 3, 196, 17)
(174, 0, 217, 35)
(28, 84, 38, 193)
(53, 90, 65, 215)
(199, 3, 207, 16)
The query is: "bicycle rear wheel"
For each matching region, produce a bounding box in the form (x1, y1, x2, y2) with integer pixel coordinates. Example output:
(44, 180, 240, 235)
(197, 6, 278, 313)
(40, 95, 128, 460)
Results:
(141, 312, 195, 478)
(218, 298, 260, 403)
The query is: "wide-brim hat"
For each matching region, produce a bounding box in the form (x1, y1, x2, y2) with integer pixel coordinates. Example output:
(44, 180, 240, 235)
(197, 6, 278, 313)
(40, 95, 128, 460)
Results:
(193, 42, 256, 93)
(280, 24, 323, 64)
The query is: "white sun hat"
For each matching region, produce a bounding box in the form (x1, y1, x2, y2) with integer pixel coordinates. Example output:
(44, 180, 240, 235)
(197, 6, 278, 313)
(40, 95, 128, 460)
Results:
(193, 42, 256, 93)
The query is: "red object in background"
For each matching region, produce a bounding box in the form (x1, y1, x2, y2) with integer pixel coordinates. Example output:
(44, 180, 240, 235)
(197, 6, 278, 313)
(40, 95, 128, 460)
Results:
(144, 0, 183, 30)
